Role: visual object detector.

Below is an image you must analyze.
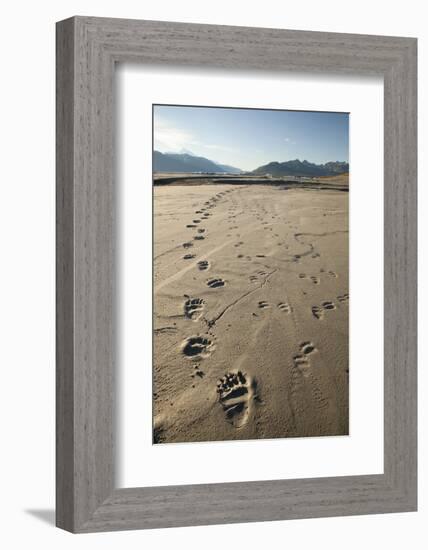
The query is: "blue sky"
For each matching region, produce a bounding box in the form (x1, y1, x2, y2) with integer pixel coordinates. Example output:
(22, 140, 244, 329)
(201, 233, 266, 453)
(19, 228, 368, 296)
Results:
(153, 105, 349, 171)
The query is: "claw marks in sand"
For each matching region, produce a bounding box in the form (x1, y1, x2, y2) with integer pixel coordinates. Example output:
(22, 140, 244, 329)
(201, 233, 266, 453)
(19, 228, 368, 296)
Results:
(311, 295, 348, 319)
(337, 293, 349, 305)
(258, 300, 291, 312)
(216, 371, 257, 428)
(181, 336, 215, 358)
(299, 271, 338, 283)
(207, 278, 225, 288)
(290, 341, 329, 412)
(298, 273, 320, 284)
(311, 305, 322, 319)
(293, 341, 317, 377)
(197, 260, 210, 271)
(277, 302, 292, 314)
(184, 297, 205, 321)
(312, 300, 336, 320)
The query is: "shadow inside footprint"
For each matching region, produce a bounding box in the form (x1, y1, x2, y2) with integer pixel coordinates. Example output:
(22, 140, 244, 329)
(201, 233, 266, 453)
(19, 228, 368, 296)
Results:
(278, 302, 291, 313)
(182, 336, 214, 358)
(216, 371, 254, 428)
(197, 260, 209, 271)
(207, 278, 225, 288)
(300, 341, 316, 355)
(337, 293, 349, 304)
(184, 297, 205, 320)
(312, 305, 324, 319)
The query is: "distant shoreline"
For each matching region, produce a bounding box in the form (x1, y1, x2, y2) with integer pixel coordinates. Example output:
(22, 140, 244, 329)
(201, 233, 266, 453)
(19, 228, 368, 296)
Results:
(153, 173, 349, 191)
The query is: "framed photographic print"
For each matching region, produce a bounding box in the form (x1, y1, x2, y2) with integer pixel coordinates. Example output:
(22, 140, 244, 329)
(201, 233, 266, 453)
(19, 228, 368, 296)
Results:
(151, 104, 350, 444)
(56, 17, 417, 532)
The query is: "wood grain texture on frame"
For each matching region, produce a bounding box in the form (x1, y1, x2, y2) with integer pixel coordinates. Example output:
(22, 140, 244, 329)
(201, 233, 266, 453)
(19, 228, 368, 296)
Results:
(56, 16, 417, 532)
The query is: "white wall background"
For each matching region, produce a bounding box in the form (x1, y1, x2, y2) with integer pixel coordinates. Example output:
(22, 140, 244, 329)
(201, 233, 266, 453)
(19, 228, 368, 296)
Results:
(0, 1, 424, 548)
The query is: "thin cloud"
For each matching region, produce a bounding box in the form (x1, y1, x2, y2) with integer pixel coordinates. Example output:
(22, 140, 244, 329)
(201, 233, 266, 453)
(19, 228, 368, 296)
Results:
(154, 117, 195, 152)
(154, 117, 235, 155)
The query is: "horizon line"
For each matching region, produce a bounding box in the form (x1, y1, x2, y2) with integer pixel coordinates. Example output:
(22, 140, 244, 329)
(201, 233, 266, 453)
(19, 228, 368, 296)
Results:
(154, 149, 349, 171)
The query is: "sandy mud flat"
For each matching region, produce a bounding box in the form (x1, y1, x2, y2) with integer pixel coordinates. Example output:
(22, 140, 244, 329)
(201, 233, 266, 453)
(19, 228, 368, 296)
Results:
(153, 183, 349, 443)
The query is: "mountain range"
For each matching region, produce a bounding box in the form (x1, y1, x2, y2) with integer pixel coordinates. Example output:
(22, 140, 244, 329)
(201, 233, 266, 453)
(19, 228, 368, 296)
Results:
(153, 151, 242, 174)
(252, 159, 349, 177)
(153, 151, 349, 178)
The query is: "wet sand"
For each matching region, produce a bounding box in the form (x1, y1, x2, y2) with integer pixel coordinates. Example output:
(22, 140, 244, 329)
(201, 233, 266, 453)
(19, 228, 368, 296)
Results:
(153, 183, 349, 443)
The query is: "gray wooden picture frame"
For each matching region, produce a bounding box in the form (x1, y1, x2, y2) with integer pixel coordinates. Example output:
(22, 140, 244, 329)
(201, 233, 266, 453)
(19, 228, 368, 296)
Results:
(56, 16, 417, 533)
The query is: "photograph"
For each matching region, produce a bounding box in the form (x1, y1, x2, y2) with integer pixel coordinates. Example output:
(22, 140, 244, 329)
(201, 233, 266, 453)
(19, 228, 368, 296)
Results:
(152, 104, 349, 444)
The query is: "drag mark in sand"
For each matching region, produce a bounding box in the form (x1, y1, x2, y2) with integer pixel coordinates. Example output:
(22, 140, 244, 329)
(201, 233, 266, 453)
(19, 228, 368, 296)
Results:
(154, 243, 184, 261)
(293, 230, 348, 261)
(154, 326, 177, 335)
(207, 268, 278, 327)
